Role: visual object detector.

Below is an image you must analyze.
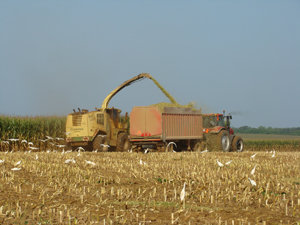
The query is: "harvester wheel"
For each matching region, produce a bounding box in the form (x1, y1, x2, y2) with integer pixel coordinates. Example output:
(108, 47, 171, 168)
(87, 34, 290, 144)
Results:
(231, 136, 244, 152)
(216, 130, 230, 152)
(116, 133, 130, 152)
(93, 135, 109, 152)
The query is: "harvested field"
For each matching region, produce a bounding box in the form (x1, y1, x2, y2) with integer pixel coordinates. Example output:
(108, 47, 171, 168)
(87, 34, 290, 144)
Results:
(0, 150, 299, 224)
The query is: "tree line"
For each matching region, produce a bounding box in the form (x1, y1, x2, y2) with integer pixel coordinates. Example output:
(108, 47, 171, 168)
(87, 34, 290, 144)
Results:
(232, 126, 300, 136)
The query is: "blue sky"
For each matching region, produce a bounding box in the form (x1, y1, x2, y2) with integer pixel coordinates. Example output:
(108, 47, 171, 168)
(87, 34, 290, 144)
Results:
(0, 1, 299, 128)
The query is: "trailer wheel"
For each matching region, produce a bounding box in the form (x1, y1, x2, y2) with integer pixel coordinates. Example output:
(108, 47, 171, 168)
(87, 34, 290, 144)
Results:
(165, 142, 174, 152)
(191, 141, 202, 152)
(93, 135, 109, 152)
(216, 130, 230, 152)
(116, 133, 130, 152)
(231, 136, 244, 152)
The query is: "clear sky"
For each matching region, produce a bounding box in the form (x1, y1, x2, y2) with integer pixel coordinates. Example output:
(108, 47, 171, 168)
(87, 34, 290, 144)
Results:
(0, 1, 299, 128)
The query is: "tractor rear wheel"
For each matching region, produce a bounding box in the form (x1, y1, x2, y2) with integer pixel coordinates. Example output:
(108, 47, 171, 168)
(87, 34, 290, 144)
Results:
(216, 130, 230, 152)
(116, 133, 130, 152)
(93, 135, 109, 152)
(231, 136, 244, 152)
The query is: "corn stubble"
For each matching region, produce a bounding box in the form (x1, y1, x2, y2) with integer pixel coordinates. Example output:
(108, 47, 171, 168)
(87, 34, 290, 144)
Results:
(0, 150, 299, 224)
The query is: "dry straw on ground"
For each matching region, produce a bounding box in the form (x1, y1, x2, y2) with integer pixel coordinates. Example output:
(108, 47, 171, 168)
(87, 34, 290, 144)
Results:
(0, 150, 299, 224)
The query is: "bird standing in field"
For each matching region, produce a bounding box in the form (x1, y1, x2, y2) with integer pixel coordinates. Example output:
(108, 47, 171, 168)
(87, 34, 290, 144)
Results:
(8, 138, 19, 142)
(180, 182, 186, 202)
(0, 159, 5, 163)
(251, 165, 257, 175)
(249, 178, 256, 186)
(11, 168, 21, 171)
(271, 151, 275, 158)
(217, 160, 224, 167)
(225, 160, 232, 165)
(15, 160, 22, 166)
(250, 153, 257, 159)
(85, 160, 95, 166)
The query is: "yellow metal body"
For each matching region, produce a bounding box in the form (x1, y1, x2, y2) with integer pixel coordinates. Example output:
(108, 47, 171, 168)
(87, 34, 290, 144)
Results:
(65, 73, 154, 149)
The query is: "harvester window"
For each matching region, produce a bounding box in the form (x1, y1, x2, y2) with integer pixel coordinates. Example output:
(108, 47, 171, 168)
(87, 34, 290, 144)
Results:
(97, 114, 104, 125)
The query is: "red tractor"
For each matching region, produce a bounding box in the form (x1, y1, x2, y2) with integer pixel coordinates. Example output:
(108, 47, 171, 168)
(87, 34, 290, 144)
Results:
(202, 110, 244, 152)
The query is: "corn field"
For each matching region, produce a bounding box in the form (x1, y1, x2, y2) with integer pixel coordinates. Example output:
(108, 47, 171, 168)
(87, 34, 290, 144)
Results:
(0, 115, 66, 145)
(1, 115, 300, 152)
(0, 151, 299, 224)
(244, 140, 300, 152)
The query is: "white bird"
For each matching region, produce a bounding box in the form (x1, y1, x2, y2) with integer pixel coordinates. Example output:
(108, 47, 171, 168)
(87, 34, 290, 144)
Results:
(21, 140, 27, 144)
(65, 150, 72, 154)
(140, 159, 143, 165)
(45, 136, 54, 140)
(128, 149, 132, 153)
(225, 160, 232, 165)
(11, 167, 21, 171)
(65, 159, 72, 163)
(48, 142, 55, 146)
(29, 147, 39, 150)
(28, 150, 31, 153)
(4, 151, 8, 154)
(15, 160, 22, 166)
(249, 178, 256, 186)
(180, 182, 186, 202)
(97, 134, 106, 137)
(250, 153, 257, 158)
(2, 141, 9, 144)
(271, 151, 275, 158)
(101, 144, 110, 148)
(39, 139, 48, 142)
(77, 151, 81, 157)
(167, 142, 177, 150)
(28, 142, 34, 146)
(144, 148, 149, 154)
(217, 160, 224, 167)
(61, 149, 65, 154)
(85, 160, 95, 166)
(65, 159, 75, 164)
(62, 131, 72, 135)
(251, 165, 257, 175)
(200, 149, 208, 153)
(36, 154, 38, 160)
(55, 137, 64, 141)
(0, 159, 5, 163)
(46, 150, 51, 153)
(8, 138, 19, 142)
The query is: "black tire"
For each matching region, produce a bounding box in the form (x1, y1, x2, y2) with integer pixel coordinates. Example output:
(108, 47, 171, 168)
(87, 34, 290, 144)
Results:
(93, 135, 109, 152)
(231, 136, 244, 152)
(116, 133, 130, 152)
(216, 130, 230, 152)
(165, 142, 177, 152)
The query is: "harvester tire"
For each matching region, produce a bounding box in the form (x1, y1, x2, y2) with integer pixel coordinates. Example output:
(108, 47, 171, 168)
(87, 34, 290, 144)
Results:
(116, 133, 130, 152)
(216, 130, 230, 152)
(231, 136, 244, 152)
(93, 135, 109, 152)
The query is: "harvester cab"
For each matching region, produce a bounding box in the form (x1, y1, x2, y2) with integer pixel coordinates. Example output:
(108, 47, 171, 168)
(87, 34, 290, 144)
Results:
(203, 110, 244, 152)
